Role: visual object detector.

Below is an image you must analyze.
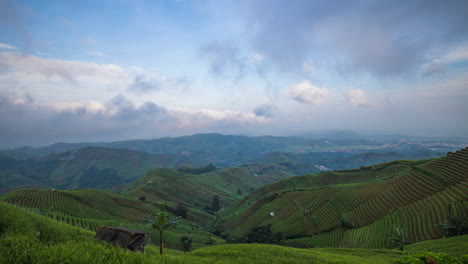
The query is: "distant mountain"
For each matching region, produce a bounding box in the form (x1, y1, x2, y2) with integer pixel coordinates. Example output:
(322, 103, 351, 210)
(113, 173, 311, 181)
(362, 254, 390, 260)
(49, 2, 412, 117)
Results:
(0, 133, 380, 167)
(218, 148, 468, 248)
(297, 130, 365, 140)
(0, 147, 196, 193)
(246, 151, 441, 173)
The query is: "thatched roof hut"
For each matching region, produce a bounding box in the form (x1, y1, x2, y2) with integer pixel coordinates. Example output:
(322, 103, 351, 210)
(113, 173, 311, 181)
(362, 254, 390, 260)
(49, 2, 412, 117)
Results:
(95, 226, 148, 252)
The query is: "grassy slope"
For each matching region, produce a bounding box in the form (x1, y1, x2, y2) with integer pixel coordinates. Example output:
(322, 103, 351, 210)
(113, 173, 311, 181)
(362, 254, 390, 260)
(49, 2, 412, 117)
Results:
(219, 148, 468, 248)
(2, 202, 467, 264)
(126, 166, 294, 215)
(0, 189, 222, 250)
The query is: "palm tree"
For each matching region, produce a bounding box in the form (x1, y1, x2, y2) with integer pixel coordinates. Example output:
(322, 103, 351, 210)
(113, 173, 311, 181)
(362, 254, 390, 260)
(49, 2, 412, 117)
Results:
(146, 205, 180, 255)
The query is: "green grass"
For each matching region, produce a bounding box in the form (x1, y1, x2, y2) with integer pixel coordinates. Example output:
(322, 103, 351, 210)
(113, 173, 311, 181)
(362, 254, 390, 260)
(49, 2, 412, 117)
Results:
(2, 201, 467, 264)
(406, 235, 468, 256)
(0, 189, 224, 250)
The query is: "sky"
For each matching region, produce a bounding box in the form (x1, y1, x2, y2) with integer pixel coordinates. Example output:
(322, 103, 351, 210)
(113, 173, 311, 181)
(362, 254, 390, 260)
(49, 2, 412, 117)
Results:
(0, 0, 467, 148)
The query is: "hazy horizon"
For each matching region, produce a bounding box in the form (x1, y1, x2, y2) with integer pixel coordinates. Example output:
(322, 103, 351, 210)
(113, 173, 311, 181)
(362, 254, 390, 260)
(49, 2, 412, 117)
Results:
(1, 0, 467, 148)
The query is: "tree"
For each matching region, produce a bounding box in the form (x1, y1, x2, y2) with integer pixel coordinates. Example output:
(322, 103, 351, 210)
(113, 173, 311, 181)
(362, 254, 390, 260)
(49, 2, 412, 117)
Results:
(139, 195, 146, 201)
(388, 227, 408, 251)
(180, 235, 193, 253)
(242, 224, 282, 244)
(436, 217, 468, 237)
(145, 205, 180, 255)
(174, 202, 188, 218)
(237, 188, 242, 195)
(211, 195, 220, 212)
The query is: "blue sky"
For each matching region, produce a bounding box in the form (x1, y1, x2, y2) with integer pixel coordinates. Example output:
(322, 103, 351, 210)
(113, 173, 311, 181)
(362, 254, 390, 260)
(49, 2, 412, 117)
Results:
(0, 0, 467, 147)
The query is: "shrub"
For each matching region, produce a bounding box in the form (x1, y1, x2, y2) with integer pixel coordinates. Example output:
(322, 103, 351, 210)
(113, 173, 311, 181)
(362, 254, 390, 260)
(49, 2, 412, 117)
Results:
(396, 252, 465, 264)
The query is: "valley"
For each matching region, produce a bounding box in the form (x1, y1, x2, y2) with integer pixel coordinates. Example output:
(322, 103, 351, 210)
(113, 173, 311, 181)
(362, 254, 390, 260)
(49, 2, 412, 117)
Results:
(0, 134, 466, 263)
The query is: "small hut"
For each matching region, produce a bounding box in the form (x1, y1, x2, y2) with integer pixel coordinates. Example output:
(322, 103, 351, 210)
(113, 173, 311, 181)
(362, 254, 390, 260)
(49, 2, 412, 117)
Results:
(95, 226, 148, 252)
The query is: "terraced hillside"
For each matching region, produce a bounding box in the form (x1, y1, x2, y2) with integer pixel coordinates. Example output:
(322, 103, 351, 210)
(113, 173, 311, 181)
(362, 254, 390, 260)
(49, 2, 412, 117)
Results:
(126, 165, 294, 215)
(0, 147, 196, 193)
(2, 201, 468, 264)
(219, 148, 468, 248)
(0, 189, 223, 250)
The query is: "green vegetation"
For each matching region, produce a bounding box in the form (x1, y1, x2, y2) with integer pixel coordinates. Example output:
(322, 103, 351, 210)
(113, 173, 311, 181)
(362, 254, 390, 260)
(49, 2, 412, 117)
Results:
(388, 227, 409, 251)
(1, 142, 466, 263)
(0, 147, 196, 192)
(0, 188, 223, 250)
(178, 164, 217, 175)
(405, 235, 468, 256)
(125, 166, 293, 220)
(146, 205, 180, 255)
(396, 252, 467, 264)
(219, 148, 468, 248)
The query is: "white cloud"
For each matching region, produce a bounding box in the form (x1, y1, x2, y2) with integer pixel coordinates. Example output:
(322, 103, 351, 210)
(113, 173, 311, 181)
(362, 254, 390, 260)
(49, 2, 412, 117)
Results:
(344, 89, 370, 107)
(423, 45, 468, 75)
(0, 52, 128, 82)
(0, 43, 17, 50)
(285, 80, 328, 105)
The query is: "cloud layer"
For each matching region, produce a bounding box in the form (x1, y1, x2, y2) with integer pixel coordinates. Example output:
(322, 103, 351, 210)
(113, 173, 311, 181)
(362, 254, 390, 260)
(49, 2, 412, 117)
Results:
(241, 0, 468, 76)
(0, 92, 268, 148)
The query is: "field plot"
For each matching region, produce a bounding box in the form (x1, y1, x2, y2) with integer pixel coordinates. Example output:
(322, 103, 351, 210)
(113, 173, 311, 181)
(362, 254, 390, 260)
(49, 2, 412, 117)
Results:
(220, 147, 468, 248)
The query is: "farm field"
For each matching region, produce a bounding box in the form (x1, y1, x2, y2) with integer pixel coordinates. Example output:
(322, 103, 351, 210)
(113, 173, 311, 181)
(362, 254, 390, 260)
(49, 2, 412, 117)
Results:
(2, 201, 467, 264)
(0, 189, 223, 250)
(1, 147, 466, 255)
(219, 147, 468, 248)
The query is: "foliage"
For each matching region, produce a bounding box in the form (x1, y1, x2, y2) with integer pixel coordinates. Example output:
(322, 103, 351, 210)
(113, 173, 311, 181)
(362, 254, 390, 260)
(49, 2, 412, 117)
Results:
(211, 195, 220, 212)
(436, 217, 468, 237)
(339, 214, 353, 229)
(406, 235, 468, 256)
(388, 227, 409, 251)
(174, 202, 188, 218)
(395, 252, 467, 264)
(145, 205, 180, 255)
(177, 164, 217, 175)
(180, 235, 193, 253)
(242, 225, 283, 244)
(80, 166, 127, 189)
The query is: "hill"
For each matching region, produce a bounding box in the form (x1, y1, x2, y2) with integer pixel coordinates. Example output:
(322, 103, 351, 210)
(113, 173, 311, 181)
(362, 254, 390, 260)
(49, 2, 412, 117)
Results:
(245, 151, 442, 175)
(0, 147, 196, 193)
(0, 133, 381, 166)
(0, 189, 222, 250)
(2, 201, 467, 264)
(125, 165, 295, 218)
(218, 147, 468, 248)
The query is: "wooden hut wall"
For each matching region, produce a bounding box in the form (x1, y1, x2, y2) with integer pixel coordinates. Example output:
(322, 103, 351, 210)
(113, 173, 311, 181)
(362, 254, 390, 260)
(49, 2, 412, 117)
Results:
(113, 232, 132, 247)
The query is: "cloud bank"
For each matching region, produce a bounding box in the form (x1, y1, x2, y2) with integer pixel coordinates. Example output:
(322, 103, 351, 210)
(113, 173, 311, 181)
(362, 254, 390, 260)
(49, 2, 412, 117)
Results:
(0, 92, 268, 148)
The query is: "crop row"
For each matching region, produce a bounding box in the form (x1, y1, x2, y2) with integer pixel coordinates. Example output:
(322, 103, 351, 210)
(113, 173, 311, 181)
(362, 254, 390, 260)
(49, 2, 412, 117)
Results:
(347, 169, 448, 228)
